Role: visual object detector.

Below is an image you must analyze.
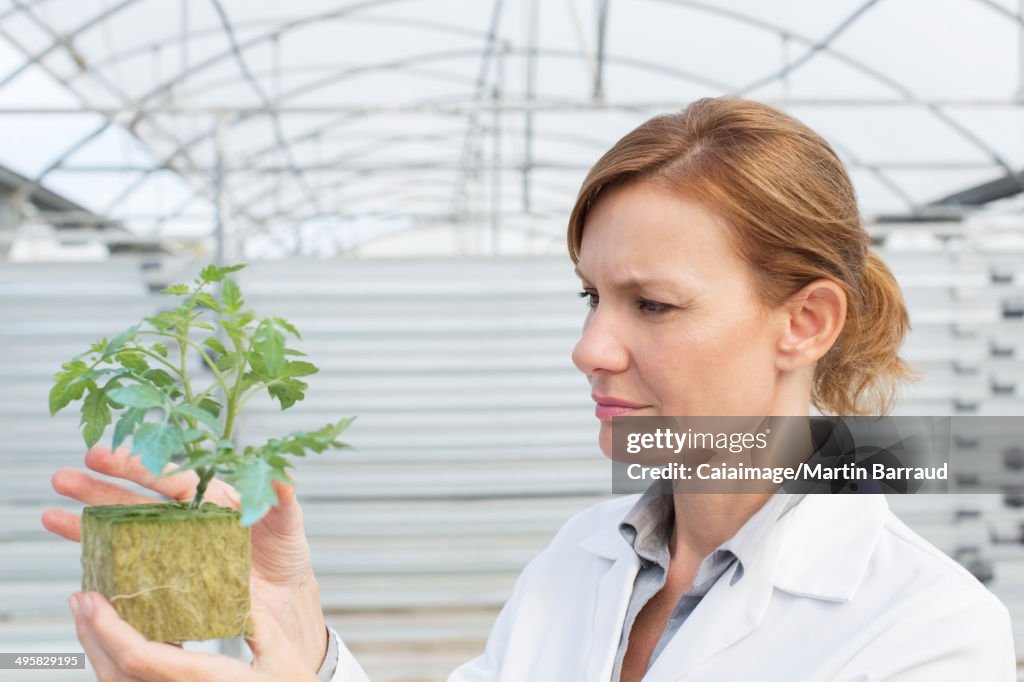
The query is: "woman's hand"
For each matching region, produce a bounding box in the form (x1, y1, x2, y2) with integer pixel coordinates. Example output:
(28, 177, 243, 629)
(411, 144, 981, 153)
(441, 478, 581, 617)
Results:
(67, 590, 317, 681)
(42, 446, 329, 678)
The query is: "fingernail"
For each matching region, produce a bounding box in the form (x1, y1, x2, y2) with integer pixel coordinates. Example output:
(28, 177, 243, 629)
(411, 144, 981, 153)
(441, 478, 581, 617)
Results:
(80, 593, 93, 618)
(68, 594, 79, 617)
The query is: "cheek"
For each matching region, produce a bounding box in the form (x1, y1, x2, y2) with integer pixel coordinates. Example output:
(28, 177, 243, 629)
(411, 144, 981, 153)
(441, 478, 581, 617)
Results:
(647, 312, 778, 410)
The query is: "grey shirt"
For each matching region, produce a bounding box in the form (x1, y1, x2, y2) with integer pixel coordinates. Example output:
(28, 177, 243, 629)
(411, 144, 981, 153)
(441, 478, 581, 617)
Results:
(610, 484, 804, 681)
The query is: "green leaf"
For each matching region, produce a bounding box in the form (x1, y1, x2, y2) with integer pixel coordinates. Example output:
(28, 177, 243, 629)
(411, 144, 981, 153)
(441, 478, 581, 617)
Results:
(283, 348, 307, 357)
(193, 292, 222, 312)
(198, 397, 222, 418)
(252, 417, 355, 461)
(112, 407, 146, 450)
(282, 361, 318, 378)
(235, 458, 285, 527)
(174, 403, 221, 432)
(193, 321, 216, 331)
(251, 323, 285, 379)
(50, 360, 90, 415)
(272, 317, 301, 340)
(161, 284, 189, 296)
(177, 448, 223, 472)
(221, 322, 244, 351)
(102, 326, 140, 359)
(203, 337, 227, 355)
(222, 278, 243, 312)
(215, 352, 241, 372)
(81, 385, 112, 448)
(307, 417, 356, 448)
(152, 343, 169, 358)
(116, 351, 149, 373)
(237, 372, 261, 395)
(236, 310, 256, 327)
(49, 379, 87, 416)
(267, 377, 307, 410)
(199, 263, 246, 284)
(199, 265, 222, 283)
(142, 368, 176, 391)
(146, 311, 177, 332)
(82, 367, 128, 382)
(181, 428, 205, 443)
(108, 384, 166, 409)
(133, 421, 185, 476)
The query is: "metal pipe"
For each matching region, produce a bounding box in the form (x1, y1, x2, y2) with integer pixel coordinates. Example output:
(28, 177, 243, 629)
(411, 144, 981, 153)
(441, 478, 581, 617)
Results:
(595, 0, 611, 101)
(0, 98, 1020, 115)
(523, 0, 539, 214)
(213, 113, 227, 265)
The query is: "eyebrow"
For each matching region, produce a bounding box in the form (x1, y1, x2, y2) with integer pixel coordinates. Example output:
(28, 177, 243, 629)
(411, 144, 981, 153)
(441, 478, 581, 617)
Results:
(573, 266, 683, 292)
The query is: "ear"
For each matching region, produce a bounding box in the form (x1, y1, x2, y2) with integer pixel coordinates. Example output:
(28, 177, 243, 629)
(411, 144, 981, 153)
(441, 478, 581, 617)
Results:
(775, 279, 847, 372)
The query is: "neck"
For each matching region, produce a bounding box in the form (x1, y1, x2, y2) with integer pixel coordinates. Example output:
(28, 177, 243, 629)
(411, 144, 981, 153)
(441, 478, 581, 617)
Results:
(668, 492, 772, 561)
(666, 416, 817, 560)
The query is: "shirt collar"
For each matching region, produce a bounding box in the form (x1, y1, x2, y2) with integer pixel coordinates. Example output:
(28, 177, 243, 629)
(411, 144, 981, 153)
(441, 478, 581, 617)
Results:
(618, 481, 805, 578)
(581, 491, 889, 603)
(618, 481, 674, 567)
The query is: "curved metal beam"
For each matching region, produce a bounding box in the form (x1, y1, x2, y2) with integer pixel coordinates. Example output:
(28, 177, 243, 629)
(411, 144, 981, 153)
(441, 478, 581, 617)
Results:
(736, 0, 882, 95)
(247, 171, 579, 224)
(134, 0, 414, 103)
(104, 44, 738, 214)
(80, 13, 490, 73)
(647, 0, 1016, 175)
(0, 0, 140, 91)
(6, 0, 1017, 248)
(226, 126, 611, 211)
(208, 0, 323, 221)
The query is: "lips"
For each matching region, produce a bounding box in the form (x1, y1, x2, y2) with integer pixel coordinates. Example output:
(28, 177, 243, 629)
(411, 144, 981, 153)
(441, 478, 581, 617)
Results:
(591, 394, 649, 421)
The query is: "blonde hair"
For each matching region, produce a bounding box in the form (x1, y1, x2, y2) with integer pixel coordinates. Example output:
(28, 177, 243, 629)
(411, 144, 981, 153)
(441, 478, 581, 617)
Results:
(567, 97, 913, 416)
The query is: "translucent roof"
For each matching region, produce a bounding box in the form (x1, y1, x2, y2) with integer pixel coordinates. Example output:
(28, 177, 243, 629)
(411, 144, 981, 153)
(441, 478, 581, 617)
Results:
(1, 0, 1021, 257)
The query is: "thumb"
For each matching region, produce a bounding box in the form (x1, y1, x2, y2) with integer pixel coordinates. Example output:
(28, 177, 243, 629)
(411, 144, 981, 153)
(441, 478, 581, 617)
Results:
(258, 478, 304, 537)
(246, 602, 318, 677)
(250, 478, 311, 578)
(272, 477, 296, 506)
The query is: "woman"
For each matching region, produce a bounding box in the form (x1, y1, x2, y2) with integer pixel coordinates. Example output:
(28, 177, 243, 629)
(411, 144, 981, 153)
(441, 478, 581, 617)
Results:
(44, 97, 1015, 681)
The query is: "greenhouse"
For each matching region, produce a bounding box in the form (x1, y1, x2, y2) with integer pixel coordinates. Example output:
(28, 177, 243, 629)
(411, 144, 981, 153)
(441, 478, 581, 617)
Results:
(1, 1, 1023, 680)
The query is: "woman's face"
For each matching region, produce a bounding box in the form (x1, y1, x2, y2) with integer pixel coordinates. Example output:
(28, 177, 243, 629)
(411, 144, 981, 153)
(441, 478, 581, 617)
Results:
(571, 181, 793, 456)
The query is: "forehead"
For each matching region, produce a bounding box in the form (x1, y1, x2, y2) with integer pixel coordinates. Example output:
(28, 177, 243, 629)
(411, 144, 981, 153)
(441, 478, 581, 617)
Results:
(575, 182, 746, 286)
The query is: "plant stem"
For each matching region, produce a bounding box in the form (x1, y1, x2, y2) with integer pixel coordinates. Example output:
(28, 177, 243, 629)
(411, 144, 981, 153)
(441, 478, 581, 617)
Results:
(129, 347, 182, 377)
(190, 466, 217, 508)
(137, 331, 231, 398)
(222, 334, 256, 440)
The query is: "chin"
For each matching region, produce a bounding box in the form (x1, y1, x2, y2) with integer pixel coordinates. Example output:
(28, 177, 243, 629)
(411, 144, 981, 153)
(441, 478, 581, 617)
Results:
(598, 424, 613, 460)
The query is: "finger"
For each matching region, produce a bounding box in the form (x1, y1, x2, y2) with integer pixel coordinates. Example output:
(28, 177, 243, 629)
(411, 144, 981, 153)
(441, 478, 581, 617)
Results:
(255, 479, 304, 540)
(74, 592, 251, 682)
(246, 601, 313, 676)
(272, 478, 295, 507)
(251, 480, 312, 579)
(85, 446, 198, 501)
(69, 593, 142, 682)
(42, 508, 83, 542)
(85, 446, 240, 509)
(52, 468, 161, 507)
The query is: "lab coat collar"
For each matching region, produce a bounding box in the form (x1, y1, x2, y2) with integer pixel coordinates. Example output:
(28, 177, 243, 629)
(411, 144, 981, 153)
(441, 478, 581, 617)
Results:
(772, 492, 889, 602)
(578, 493, 888, 598)
(576, 493, 890, 680)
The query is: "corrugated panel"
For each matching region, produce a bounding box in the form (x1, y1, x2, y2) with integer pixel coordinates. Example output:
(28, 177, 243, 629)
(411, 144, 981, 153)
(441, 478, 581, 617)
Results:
(1, 252, 1023, 679)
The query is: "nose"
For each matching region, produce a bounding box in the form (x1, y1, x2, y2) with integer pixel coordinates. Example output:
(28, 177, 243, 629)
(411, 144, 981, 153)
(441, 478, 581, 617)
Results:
(571, 307, 630, 377)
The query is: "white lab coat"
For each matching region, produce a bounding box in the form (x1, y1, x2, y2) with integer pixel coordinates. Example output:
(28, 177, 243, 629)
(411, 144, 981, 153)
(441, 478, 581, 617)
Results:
(331, 494, 1016, 681)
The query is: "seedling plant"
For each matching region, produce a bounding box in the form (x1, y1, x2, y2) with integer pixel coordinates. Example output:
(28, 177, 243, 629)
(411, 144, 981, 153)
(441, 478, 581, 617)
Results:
(49, 263, 353, 526)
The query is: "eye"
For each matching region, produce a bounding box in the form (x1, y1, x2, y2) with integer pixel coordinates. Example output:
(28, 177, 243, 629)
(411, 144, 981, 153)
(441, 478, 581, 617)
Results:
(637, 299, 670, 314)
(577, 290, 598, 310)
